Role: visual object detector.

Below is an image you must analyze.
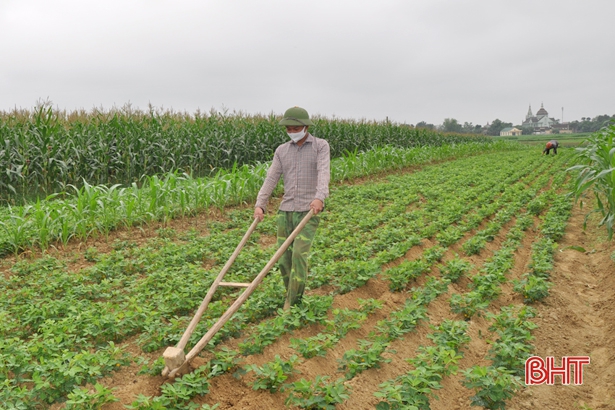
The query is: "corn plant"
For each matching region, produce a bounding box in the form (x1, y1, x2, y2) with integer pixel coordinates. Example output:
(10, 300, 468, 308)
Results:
(568, 123, 615, 239)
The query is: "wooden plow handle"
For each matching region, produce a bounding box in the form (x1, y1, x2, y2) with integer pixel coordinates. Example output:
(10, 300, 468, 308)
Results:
(161, 217, 259, 377)
(167, 210, 314, 378)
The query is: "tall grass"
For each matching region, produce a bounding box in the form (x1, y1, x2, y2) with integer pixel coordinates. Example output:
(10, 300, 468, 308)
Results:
(568, 123, 615, 239)
(0, 103, 490, 204)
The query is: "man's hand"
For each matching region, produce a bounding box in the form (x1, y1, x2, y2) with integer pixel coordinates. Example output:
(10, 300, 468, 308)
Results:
(310, 199, 324, 215)
(254, 207, 265, 222)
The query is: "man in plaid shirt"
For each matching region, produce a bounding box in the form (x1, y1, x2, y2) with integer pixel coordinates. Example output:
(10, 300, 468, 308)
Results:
(254, 107, 330, 309)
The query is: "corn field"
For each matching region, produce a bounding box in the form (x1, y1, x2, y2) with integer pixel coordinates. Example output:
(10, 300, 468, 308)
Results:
(0, 104, 490, 204)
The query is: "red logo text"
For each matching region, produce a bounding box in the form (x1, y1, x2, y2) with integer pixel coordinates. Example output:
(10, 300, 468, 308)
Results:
(525, 356, 590, 385)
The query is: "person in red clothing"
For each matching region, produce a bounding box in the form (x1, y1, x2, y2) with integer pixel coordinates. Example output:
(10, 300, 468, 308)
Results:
(542, 140, 559, 155)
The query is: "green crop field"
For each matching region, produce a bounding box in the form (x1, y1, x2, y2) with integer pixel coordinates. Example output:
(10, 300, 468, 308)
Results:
(1, 116, 614, 409)
(492, 132, 591, 147)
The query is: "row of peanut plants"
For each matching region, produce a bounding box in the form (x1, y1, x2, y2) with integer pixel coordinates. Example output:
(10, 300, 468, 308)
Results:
(0, 141, 521, 257)
(0, 150, 572, 408)
(463, 177, 574, 409)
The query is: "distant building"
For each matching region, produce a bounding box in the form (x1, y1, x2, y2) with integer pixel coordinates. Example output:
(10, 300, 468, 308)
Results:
(500, 127, 522, 136)
(551, 122, 573, 134)
(522, 103, 558, 132)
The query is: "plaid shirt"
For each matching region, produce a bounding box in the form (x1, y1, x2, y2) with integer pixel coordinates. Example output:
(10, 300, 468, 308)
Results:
(256, 133, 330, 212)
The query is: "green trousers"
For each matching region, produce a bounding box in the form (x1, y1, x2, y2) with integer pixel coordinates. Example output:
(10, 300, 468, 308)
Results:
(277, 211, 320, 306)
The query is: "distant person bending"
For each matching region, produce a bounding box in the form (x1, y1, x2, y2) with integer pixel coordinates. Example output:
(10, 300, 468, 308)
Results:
(254, 106, 331, 309)
(543, 140, 559, 155)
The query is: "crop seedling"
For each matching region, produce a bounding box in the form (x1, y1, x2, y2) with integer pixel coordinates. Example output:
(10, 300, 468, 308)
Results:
(450, 292, 490, 320)
(208, 347, 243, 377)
(290, 334, 339, 359)
(436, 225, 465, 247)
(338, 340, 392, 379)
(244, 355, 301, 392)
(386, 259, 430, 292)
(64, 383, 118, 410)
(513, 274, 552, 303)
(326, 307, 368, 338)
(159, 367, 211, 407)
(463, 365, 521, 410)
(439, 257, 472, 282)
(285, 375, 350, 409)
(375, 365, 443, 410)
(137, 356, 166, 376)
(462, 235, 487, 256)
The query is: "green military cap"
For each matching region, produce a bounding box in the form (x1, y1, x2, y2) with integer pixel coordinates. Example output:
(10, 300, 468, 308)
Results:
(279, 106, 314, 126)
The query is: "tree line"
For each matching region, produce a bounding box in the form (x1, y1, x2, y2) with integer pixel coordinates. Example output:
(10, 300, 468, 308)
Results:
(413, 114, 615, 136)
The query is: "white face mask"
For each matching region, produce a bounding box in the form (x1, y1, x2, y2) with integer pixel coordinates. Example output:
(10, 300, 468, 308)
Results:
(287, 127, 306, 142)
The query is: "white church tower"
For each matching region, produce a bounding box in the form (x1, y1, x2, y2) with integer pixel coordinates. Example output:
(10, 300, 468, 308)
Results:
(525, 105, 533, 121)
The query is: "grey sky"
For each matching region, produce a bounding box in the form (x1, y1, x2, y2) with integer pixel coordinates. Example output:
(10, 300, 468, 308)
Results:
(1, 0, 613, 126)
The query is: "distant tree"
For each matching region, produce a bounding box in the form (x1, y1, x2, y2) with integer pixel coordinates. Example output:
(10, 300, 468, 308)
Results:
(579, 118, 594, 133)
(487, 119, 513, 136)
(595, 114, 615, 130)
(442, 118, 463, 133)
(415, 121, 435, 130)
(520, 126, 534, 135)
(567, 115, 615, 133)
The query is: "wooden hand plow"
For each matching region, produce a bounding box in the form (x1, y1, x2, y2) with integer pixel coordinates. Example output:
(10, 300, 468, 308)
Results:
(162, 210, 313, 378)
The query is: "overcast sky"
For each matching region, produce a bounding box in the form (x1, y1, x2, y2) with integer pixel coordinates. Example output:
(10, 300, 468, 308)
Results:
(1, 0, 613, 126)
